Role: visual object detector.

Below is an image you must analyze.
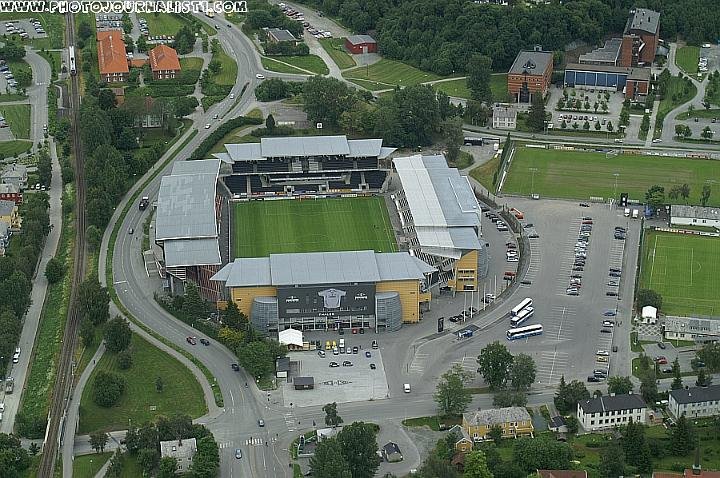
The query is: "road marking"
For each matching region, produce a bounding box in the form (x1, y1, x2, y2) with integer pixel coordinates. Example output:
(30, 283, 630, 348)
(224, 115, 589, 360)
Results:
(245, 437, 263, 446)
(113, 280, 127, 284)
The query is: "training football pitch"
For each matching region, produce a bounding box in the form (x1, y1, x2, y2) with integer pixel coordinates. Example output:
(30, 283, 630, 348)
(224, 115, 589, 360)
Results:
(640, 230, 720, 316)
(503, 147, 720, 205)
(233, 197, 397, 258)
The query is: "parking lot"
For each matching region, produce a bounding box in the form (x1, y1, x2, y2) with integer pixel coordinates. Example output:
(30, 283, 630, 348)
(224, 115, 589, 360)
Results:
(473, 198, 641, 384)
(0, 19, 47, 39)
(282, 342, 389, 408)
(546, 85, 627, 132)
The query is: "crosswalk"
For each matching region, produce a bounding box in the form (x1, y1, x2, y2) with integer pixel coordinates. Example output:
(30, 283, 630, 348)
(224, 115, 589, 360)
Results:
(283, 412, 297, 432)
(535, 350, 569, 385)
(449, 356, 477, 373)
(409, 352, 429, 375)
(244, 437, 263, 446)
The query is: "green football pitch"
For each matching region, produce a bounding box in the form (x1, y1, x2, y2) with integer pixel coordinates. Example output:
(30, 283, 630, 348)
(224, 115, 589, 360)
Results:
(233, 197, 398, 258)
(640, 230, 720, 316)
(503, 147, 720, 205)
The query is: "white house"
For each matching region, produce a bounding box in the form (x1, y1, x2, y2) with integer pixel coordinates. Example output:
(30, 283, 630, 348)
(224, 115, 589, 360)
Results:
(642, 305, 658, 324)
(670, 205, 720, 229)
(577, 393, 647, 431)
(492, 104, 517, 129)
(669, 385, 720, 419)
(160, 438, 197, 474)
(664, 316, 720, 342)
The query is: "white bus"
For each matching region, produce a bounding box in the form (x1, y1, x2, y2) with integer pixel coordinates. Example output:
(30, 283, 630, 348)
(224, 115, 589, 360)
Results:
(510, 298, 533, 316)
(507, 324, 543, 341)
(510, 306, 534, 327)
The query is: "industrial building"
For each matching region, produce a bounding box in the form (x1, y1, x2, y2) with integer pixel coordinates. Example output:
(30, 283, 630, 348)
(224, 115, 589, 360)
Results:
(564, 63, 650, 99)
(344, 35, 377, 54)
(392, 155, 487, 292)
(670, 205, 720, 229)
(507, 48, 554, 103)
(211, 250, 434, 333)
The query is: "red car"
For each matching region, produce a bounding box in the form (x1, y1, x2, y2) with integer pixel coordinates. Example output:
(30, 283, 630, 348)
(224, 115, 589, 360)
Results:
(655, 356, 667, 364)
(186, 336, 197, 345)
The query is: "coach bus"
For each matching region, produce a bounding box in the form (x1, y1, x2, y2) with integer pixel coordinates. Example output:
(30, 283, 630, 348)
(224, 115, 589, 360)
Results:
(507, 324, 543, 341)
(510, 298, 533, 317)
(510, 306, 534, 328)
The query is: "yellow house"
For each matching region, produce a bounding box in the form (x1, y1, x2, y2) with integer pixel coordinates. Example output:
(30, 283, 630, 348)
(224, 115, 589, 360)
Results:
(462, 407, 534, 441)
(0, 199, 20, 229)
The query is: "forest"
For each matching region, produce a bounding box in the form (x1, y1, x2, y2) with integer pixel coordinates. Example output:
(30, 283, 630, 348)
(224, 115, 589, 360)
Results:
(294, 0, 720, 75)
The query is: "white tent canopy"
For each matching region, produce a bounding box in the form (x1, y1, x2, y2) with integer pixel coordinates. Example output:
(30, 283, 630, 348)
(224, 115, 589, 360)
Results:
(642, 306, 657, 319)
(278, 328, 303, 348)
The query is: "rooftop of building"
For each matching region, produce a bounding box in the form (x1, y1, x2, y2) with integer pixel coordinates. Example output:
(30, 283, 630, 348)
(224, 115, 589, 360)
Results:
(578, 393, 647, 414)
(149, 44, 181, 72)
(463, 406, 532, 427)
(508, 49, 553, 76)
(493, 104, 517, 120)
(664, 315, 720, 334)
(160, 438, 197, 459)
(0, 183, 19, 194)
(0, 199, 15, 216)
(538, 471, 588, 478)
(626, 8, 660, 35)
(347, 34, 376, 45)
(671, 204, 720, 221)
(670, 384, 720, 404)
(267, 27, 297, 42)
(97, 29, 129, 74)
(579, 38, 622, 65)
(565, 63, 651, 81)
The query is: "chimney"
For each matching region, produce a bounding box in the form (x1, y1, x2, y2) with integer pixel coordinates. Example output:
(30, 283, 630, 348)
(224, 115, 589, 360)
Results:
(692, 446, 702, 475)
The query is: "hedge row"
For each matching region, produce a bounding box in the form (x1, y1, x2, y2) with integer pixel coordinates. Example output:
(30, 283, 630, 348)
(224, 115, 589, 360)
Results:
(189, 115, 264, 160)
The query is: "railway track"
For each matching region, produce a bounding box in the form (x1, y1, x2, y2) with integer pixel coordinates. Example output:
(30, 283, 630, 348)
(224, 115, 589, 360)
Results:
(37, 13, 87, 478)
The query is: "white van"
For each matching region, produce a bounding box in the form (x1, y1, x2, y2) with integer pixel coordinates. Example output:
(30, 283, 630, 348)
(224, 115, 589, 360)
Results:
(624, 208, 630, 217)
(403, 383, 411, 393)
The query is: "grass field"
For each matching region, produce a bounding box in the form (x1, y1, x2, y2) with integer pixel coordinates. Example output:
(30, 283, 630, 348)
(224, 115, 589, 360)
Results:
(469, 154, 501, 193)
(261, 56, 309, 75)
(142, 13, 185, 36)
(215, 49, 238, 85)
(179, 57, 203, 71)
(266, 55, 329, 75)
(433, 74, 509, 101)
(73, 453, 112, 478)
(0, 140, 32, 158)
(640, 230, 720, 316)
(343, 59, 443, 90)
(0, 104, 31, 139)
(233, 197, 397, 258)
(654, 75, 697, 139)
(676, 46, 700, 76)
(318, 38, 356, 69)
(503, 146, 720, 204)
(78, 333, 207, 434)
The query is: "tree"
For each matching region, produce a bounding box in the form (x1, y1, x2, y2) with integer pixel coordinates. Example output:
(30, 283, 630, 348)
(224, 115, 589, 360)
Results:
(669, 185, 682, 202)
(434, 363, 473, 416)
(492, 390, 527, 407)
(45, 257, 64, 284)
(86, 225, 103, 251)
(607, 376, 634, 395)
(512, 436, 573, 473)
(565, 415, 579, 434)
(265, 113, 276, 130)
(696, 368, 709, 387)
(681, 183, 691, 203)
(104, 316, 132, 353)
(118, 349, 133, 370)
(322, 402, 343, 429)
(698, 343, 720, 372)
(671, 415, 696, 455)
(92, 371, 126, 407)
(442, 117, 464, 164)
(595, 121, 601, 131)
(303, 76, 357, 127)
(236, 340, 274, 379)
(701, 184, 712, 206)
(221, 301, 246, 330)
(337, 422, 380, 478)
(621, 419, 653, 472)
(487, 425, 503, 443)
(702, 126, 714, 139)
(156, 376, 164, 392)
(640, 113, 650, 133)
(89, 432, 108, 453)
(98, 89, 117, 110)
(477, 342, 514, 389)
(172, 25, 196, 54)
(607, 121, 614, 132)
(181, 282, 206, 320)
(671, 357, 683, 390)
(509, 354, 536, 391)
(77, 277, 110, 326)
(0, 433, 31, 476)
(467, 54, 493, 104)
(599, 441, 625, 478)
(554, 376, 590, 415)
(310, 438, 352, 478)
(158, 456, 178, 478)
(639, 372, 659, 407)
(79, 318, 95, 347)
(464, 450, 493, 478)
(374, 85, 441, 147)
(637, 289, 663, 311)
(583, 120, 590, 130)
(137, 448, 160, 474)
(173, 96, 198, 118)
(190, 435, 220, 478)
(527, 93, 547, 132)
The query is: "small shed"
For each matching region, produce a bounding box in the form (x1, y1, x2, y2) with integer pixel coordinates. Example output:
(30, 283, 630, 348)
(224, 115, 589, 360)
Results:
(642, 305, 658, 324)
(294, 376, 314, 390)
(276, 357, 290, 379)
(382, 442, 403, 462)
(279, 328, 304, 350)
(345, 35, 377, 54)
(548, 415, 568, 433)
(316, 427, 339, 441)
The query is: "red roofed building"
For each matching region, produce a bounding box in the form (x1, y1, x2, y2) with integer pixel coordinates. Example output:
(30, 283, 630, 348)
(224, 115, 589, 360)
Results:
(149, 44, 181, 80)
(97, 29, 129, 83)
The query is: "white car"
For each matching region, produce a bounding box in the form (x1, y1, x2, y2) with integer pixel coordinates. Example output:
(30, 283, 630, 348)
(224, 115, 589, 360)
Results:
(255, 73, 265, 79)
(229, 93, 235, 99)
(204, 123, 211, 129)
(596, 350, 610, 356)
(602, 321, 615, 327)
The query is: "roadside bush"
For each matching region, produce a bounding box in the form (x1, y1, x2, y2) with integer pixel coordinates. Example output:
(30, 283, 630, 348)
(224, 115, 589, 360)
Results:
(264, 42, 309, 56)
(189, 115, 263, 160)
(92, 371, 126, 408)
(255, 78, 303, 102)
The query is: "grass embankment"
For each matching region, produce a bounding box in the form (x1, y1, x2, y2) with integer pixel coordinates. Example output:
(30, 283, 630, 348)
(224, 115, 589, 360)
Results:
(266, 55, 329, 75)
(0, 140, 32, 157)
(78, 333, 207, 434)
(260, 56, 310, 75)
(215, 49, 238, 85)
(343, 59, 444, 90)
(0, 103, 31, 139)
(676, 46, 700, 76)
(318, 38, 356, 69)
(72, 453, 112, 478)
(503, 146, 720, 204)
(402, 415, 462, 431)
(470, 155, 501, 193)
(141, 13, 185, 36)
(434, 74, 509, 101)
(677, 108, 720, 120)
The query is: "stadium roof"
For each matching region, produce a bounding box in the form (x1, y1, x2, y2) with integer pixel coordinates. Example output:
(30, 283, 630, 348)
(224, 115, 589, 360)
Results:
(626, 8, 660, 35)
(508, 50, 553, 76)
(163, 238, 221, 267)
(346, 35, 376, 45)
(393, 154, 482, 255)
(212, 251, 434, 288)
(216, 136, 395, 162)
(156, 159, 220, 242)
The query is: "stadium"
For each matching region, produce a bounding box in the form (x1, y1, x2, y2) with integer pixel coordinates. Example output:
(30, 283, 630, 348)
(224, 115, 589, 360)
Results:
(155, 135, 487, 333)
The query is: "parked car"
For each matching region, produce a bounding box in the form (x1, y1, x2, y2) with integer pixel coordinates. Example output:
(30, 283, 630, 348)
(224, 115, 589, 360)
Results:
(342, 360, 353, 367)
(329, 361, 340, 367)
(365, 351, 371, 358)
(370, 363, 376, 370)
(658, 342, 667, 349)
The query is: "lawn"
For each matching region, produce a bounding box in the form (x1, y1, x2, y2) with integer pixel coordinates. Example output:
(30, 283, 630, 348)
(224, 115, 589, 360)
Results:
(215, 49, 238, 85)
(503, 146, 720, 205)
(78, 333, 207, 434)
(0, 104, 31, 139)
(676, 46, 700, 76)
(261, 56, 311, 75)
(677, 108, 720, 120)
(0, 140, 32, 158)
(73, 453, 112, 478)
(654, 75, 697, 139)
(343, 59, 443, 89)
(141, 13, 185, 36)
(433, 74, 509, 101)
(233, 197, 397, 258)
(640, 230, 720, 316)
(266, 55, 329, 75)
(318, 38, 356, 69)
(179, 57, 203, 71)
(469, 154, 501, 193)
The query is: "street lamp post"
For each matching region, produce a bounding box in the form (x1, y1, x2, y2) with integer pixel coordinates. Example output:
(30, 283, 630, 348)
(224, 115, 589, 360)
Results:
(613, 172, 620, 203)
(529, 167, 538, 196)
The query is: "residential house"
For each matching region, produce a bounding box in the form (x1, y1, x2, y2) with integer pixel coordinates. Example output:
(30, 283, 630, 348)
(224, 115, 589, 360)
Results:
(492, 104, 517, 129)
(382, 442, 403, 463)
(97, 29, 129, 83)
(1, 163, 28, 190)
(0, 199, 20, 229)
(461, 407, 534, 441)
(149, 44, 181, 80)
(538, 471, 588, 478)
(129, 96, 164, 129)
(664, 316, 720, 343)
(548, 416, 568, 433)
(447, 424, 474, 452)
(0, 183, 22, 204)
(669, 385, 720, 419)
(160, 438, 197, 474)
(577, 393, 647, 431)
